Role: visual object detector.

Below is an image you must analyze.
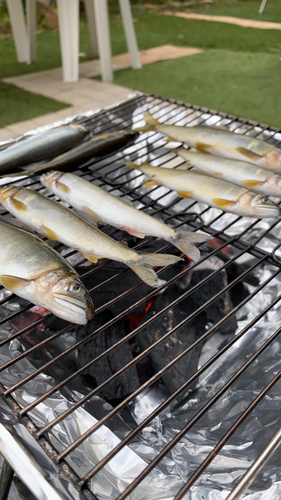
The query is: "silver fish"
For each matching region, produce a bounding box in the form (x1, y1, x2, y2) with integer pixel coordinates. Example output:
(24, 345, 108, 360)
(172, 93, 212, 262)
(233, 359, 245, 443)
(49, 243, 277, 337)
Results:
(141, 113, 281, 171)
(40, 171, 210, 261)
(0, 124, 88, 174)
(0, 186, 182, 288)
(125, 161, 280, 218)
(171, 148, 281, 197)
(0, 220, 94, 324)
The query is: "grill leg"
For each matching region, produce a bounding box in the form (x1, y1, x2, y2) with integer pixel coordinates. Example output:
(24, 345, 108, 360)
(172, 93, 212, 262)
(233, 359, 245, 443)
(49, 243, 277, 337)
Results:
(0, 457, 14, 500)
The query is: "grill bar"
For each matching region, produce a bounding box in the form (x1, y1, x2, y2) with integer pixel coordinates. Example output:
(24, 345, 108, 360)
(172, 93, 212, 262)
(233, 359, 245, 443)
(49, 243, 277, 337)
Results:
(78, 286, 281, 487)
(226, 426, 281, 500)
(0, 94, 281, 500)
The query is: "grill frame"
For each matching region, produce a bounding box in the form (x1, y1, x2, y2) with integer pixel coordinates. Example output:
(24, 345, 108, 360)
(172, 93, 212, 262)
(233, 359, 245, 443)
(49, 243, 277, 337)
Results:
(0, 92, 281, 500)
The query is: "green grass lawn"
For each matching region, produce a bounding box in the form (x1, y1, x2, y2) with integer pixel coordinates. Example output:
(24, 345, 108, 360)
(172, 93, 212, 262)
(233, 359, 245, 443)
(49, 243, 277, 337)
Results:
(190, 0, 281, 23)
(0, 2, 281, 129)
(113, 49, 281, 128)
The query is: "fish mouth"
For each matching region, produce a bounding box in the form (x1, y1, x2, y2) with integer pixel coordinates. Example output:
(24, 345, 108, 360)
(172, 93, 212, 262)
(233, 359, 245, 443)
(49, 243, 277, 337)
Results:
(41, 171, 64, 187)
(53, 293, 95, 324)
(255, 203, 281, 218)
(0, 186, 21, 201)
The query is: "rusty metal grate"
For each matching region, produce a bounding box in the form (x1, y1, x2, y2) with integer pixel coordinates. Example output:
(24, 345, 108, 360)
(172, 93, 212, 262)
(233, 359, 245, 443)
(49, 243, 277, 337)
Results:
(0, 93, 281, 500)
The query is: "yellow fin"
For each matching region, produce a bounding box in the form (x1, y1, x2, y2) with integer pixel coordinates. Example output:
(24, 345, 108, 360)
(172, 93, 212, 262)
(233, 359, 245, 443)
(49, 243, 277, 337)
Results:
(143, 112, 159, 126)
(178, 190, 194, 198)
(236, 147, 261, 161)
(41, 225, 58, 241)
(143, 180, 157, 187)
(83, 207, 105, 224)
(213, 198, 236, 208)
(82, 252, 103, 263)
(127, 231, 146, 239)
(125, 161, 140, 170)
(11, 198, 27, 211)
(195, 141, 213, 153)
(211, 172, 223, 178)
(0, 274, 30, 291)
(57, 181, 70, 193)
(242, 179, 264, 188)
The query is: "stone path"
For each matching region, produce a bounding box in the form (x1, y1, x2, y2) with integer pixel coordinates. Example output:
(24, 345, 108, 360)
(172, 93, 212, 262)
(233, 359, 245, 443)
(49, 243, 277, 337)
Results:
(165, 11, 281, 30)
(0, 45, 202, 142)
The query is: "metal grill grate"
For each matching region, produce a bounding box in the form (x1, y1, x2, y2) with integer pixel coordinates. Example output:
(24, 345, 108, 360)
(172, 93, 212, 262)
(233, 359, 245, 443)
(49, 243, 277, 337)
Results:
(1, 93, 281, 500)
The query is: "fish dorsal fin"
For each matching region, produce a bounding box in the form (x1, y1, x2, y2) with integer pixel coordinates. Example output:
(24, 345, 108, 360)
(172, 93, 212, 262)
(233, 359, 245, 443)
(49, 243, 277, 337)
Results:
(236, 147, 261, 161)
(0, 274, 31, 291)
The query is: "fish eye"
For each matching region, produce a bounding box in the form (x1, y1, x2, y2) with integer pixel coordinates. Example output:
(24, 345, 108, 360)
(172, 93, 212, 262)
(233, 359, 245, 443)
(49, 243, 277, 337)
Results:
(70, 283, 81, 292)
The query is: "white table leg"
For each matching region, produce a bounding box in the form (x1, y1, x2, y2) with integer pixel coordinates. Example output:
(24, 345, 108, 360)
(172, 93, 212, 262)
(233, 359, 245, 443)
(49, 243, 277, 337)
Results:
(118, 0, 141, 69)
(6, 0, 29, 63)
(26, 0, 37, 63)
(57, 0, 80, 82)
(258, 0, 268, 14)
(84, 0, 99, 58)
(93, 0, 113, 83)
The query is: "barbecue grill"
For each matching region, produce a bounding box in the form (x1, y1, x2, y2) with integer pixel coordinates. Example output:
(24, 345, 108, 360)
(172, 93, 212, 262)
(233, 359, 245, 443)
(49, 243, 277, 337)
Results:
(1, 93, 281, 500)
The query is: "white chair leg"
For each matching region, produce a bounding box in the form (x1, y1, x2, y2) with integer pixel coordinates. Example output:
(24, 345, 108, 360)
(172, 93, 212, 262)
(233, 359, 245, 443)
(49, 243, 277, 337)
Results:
(93, 0, 113, 83)
(26, 0, 37, 63)
(6, 0, 29, 63)
(258, 0, 268, 14)
(57, 0, 80, 82)
(84, 0, 99, 58)
(118, 0, 141, 69)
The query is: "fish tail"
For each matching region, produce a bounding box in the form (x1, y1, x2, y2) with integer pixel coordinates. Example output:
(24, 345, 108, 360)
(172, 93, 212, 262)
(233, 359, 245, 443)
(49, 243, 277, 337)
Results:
(134, 112, 159, 133)
(168, 231, 211, 261)
(129, 252, 182, 287)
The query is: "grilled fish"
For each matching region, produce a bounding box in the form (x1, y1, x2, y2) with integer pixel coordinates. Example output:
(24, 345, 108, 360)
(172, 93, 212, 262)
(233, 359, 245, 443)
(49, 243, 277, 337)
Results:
(40, 171, 210, 261)
(2, 130, 139, 179)
(0, 187, 182, 287)
(0, 124, 88, 175)
(171, 148, 281, 197)
(125, 161, 280, 218)
(140, 113, 281, 171)
(0, 220, 94, 324)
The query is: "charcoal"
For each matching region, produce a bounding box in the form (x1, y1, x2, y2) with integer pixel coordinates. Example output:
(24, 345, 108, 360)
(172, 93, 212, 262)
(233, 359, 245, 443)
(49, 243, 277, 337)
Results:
(75, 309, 140, 401)
(136, 285, 207, 395)
(186, 268, 238, 334)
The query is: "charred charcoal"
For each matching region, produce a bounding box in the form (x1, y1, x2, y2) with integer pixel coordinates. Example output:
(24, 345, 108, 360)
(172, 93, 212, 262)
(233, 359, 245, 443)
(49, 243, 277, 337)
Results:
(75, 309, 140, 401)
(177, 255, 238, 334)
(135, 285, 207, 395)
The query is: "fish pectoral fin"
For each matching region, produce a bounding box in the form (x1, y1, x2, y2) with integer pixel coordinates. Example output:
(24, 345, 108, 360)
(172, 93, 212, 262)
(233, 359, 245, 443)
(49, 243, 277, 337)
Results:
(236, 147, 261, 161)
(242, 179, 264, 188)
(195, 141, 213, 153)
(212, 198, 236, 208)
(0, 274, 31, 291)
(83, 207, 105, 224)
(143, 180, 157, 187)
(11, 198, 27, 211)
(41, 225, 58, 241)
(177, 190, 194, 198)
(126, 230, 146, 239)
(57, 181, 70, 193)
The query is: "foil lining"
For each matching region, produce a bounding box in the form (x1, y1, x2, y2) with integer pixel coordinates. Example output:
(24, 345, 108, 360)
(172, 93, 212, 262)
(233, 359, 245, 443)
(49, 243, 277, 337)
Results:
(0, 94, 281, 499)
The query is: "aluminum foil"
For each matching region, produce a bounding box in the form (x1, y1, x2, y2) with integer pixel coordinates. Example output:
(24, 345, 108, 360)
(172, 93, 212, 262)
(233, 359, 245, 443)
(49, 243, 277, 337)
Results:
(1, 95, 281, 500)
